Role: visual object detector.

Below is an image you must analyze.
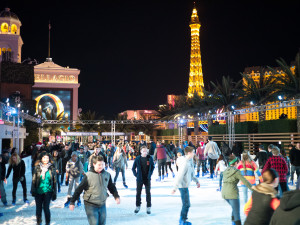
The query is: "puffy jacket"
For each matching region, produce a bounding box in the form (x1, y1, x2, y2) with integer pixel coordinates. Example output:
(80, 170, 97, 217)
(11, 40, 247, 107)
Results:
(270, 190, 300, 225)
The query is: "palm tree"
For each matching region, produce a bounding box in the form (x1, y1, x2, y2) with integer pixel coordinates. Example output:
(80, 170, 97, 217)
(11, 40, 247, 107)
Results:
(241, 69, 277, 121)
(269, 53, 300, 131)
(79, 110, 102, 132)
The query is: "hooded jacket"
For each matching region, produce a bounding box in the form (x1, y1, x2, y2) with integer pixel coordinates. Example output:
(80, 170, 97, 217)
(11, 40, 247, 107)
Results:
(222, 166, 252, 199)
(270, 190, 300, 225)
(204, 141, 221, 160)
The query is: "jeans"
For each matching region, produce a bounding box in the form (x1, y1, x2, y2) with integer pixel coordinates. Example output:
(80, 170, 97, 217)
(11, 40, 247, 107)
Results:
(157, 159, 166, 177)
(136, 180, 151, 207)
(276, 182, 288, 198)
(12, 177, 27, 201)
(225, 199, 240, 222)
(56, 174, 61, 190)
(219, 172, 223, 188)
(179, 188, 190, 222)
(67, 176, 80, 198)
(291, 165, 300, 181)
(108, 156, 113, 168)
(61, 172, 65, 184)
(165, 162, 173, 174)
(242, 186, 250, 203)
(35, 192, 53, 224)
(0, 180, 7, 203)
(209, 158, 217, 175)
(114, 167, 125, 184)
(197, 159, 207, 173)
(85, 204, 106, 225)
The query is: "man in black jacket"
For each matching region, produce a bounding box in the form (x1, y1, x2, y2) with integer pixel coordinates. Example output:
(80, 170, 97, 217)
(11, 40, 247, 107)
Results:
(132, 146, 155, 214)
(0, 153, 8, 206)
(69, 155, 120, 225)
(290, 143, 300, 185)
(254, 145, 269, 171)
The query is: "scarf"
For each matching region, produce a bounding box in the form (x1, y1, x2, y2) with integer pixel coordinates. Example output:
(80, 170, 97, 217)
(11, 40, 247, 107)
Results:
(39, 163, 52, 180)
(252, 182, 277, 198)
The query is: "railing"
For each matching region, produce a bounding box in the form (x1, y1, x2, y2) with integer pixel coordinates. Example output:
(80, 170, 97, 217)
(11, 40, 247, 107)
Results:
(156, 132, 300, 154)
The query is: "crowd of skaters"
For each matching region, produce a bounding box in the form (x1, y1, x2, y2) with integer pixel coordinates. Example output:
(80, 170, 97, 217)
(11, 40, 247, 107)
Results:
(0, 137, 299, 225)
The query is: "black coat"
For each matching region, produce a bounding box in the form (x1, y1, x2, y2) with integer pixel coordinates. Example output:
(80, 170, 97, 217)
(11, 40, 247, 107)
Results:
(31, 164, 57, 200)
(6, 160, 25, 180)
(132, 155, 155, 182)
(270, 190, 300, 225)
(0, 155, 8, 181)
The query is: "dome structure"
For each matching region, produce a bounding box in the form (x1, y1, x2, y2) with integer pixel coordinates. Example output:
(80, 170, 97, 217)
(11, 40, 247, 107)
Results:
(0, 8, 19, 20)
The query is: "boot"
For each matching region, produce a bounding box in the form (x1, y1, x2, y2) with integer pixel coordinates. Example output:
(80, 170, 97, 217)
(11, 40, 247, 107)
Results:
(146, 207, 151, 214)
(289, 180, 294, 185)
(37, 217, 42, 225)
(166, 173, 168, 178)
(196, 172, 199, 178)
(24, 199, 29, 204)
(210, 173, 213, 179)
(77, 198, 81, 207)
(123, 183, 128, 188)
(134, 206, 140, 213)
(12, 199, 16, 206)
(64, 198, 71, 207)
(172, 172, 175, 178)
(156, 176, 161, 182)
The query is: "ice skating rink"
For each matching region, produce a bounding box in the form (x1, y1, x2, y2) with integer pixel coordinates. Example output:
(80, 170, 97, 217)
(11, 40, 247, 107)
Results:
(0, 160, 296, 225)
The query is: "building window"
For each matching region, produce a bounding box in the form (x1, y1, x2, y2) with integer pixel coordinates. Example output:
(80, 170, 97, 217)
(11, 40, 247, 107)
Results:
(11, 24, 17, 34)
(1, 23, 9, 33)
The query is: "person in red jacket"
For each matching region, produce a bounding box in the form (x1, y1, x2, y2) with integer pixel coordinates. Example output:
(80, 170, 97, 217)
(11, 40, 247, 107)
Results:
(153, 141, 167, 182)
(262, 145, 288, 196)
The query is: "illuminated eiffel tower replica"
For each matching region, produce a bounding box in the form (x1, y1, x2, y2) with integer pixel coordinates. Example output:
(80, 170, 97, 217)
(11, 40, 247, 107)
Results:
(187, 5, 204, 98)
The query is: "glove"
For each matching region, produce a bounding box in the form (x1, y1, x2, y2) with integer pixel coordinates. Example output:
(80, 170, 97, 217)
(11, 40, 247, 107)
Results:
(52, 194, 57, 201)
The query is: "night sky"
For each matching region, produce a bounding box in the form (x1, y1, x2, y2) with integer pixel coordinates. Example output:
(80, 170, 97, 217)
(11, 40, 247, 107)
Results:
(1, 0, 300, 119)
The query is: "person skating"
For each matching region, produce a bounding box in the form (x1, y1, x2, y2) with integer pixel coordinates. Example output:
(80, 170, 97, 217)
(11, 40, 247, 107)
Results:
(0, 153, 8, 206)
(171, 146, 200, 225)
(204, 136, 221, 178)
(132, 146, 155, 214)
(222, 155, 252, 225)
(113, 146, 128, 188)
(244, 168, 280, 225)
(215, 155, 227, 191)
(6, 152, 29, 205)
(52, 149, 62, 193)
(262, 145, 288, 197)
(289, 143, 300, 186)
(153, 141, 167, 182)
(237, 150, 263, 203)
(31, 152, 57, 225)
(69, 155, 120, 225)
(64, 152, 84, 207)
(165, 145, 175, 178)
(196, 142, 206, 177)
(253, 145, 269, 172)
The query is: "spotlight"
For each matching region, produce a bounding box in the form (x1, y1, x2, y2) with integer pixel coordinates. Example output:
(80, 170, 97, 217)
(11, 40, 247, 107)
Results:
(250, 101, 254, 105)
(278, 95, 283, 100)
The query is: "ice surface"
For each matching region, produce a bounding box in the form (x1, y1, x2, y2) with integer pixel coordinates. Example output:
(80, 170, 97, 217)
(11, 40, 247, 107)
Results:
(0, 160, 296, 225)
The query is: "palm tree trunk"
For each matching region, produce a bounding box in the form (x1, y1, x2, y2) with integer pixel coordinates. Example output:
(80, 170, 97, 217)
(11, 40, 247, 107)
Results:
(297, 106, 300, 133)
(259, 111, 266, 122)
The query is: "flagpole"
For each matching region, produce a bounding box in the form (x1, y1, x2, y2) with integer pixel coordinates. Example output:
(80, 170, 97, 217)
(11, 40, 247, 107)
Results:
(48, 21, 51, 59)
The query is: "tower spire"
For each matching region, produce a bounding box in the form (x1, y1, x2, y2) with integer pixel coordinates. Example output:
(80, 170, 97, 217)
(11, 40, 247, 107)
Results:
(46, 21, 52, 62)
(188, 4, 204, 98)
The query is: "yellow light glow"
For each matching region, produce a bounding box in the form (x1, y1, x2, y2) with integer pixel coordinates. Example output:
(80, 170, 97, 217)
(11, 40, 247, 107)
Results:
(1, 23, 8, 33)
(35, 93, 64, 118)
(11, 24, 17, 34)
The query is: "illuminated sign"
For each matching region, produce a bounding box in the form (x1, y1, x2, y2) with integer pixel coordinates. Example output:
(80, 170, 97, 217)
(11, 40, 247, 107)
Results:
(61, 132, 99, 136)
(34, 74, 77, 83)
(101, 132, 125, 136)
(32, 90, 71, 120)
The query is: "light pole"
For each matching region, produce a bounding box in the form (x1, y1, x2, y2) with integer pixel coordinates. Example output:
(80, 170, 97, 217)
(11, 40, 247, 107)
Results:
(14, 92, 21, 154)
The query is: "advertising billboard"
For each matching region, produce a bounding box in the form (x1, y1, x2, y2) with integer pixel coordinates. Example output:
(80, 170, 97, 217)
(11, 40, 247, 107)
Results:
(32, 89, 71, 120)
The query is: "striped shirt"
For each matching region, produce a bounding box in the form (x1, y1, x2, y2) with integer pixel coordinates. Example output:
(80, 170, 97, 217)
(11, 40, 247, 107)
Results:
(237, 161, 263, 186)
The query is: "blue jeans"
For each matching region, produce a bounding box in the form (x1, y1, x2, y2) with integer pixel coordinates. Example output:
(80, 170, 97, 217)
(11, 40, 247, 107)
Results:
(225, 199, 240, 222)
(114, 167, 125, 183)
(179, 188, 190, 221)
(84, 204, 106, 225)
(242, 186, 250, 203)
(219, 172, 223, 188)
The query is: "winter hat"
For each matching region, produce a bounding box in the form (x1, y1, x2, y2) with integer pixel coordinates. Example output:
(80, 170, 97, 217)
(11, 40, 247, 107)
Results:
(36, 142, 43, 148)
(71, 152, 78, 157)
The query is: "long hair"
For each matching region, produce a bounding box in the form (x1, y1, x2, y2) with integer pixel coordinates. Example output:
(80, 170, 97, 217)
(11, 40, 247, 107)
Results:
(242, 150, 252, 173)
(9, 153, 21, 166)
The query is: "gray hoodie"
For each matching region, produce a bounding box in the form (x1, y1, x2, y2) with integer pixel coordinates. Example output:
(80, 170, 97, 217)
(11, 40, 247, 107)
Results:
(173, 156, 199, 191)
